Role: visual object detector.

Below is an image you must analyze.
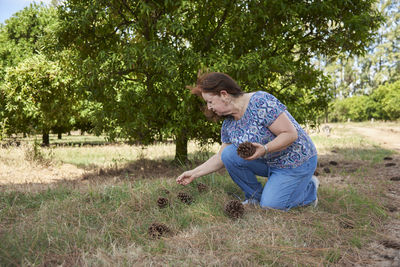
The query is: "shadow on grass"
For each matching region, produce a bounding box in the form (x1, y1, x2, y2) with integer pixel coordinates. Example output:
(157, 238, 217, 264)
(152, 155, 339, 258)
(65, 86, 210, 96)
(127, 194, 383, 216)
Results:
(80, 158, 190, 181)
(79, 156, 226, 182)
(0, 145, 396, 193)
(84, 145, 394, 182)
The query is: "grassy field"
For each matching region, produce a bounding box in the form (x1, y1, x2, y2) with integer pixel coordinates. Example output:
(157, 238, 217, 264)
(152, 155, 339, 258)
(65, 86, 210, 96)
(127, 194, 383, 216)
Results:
(0, 123, 399, 266)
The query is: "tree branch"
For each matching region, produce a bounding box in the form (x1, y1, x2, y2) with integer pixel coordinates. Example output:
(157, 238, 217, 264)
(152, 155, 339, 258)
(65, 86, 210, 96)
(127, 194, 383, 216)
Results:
(202, 1, 234, 53)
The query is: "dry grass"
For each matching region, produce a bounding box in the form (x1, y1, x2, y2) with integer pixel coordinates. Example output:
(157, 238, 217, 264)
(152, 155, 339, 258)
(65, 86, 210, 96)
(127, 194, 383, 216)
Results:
(0, 122, 399, 266)
(0, 141, 219, 188)
(0, 144, 84, 186)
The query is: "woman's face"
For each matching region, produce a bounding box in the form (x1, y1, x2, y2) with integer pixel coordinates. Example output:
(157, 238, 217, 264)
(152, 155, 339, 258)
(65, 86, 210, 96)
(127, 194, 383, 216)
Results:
(201, 91, 231, 116)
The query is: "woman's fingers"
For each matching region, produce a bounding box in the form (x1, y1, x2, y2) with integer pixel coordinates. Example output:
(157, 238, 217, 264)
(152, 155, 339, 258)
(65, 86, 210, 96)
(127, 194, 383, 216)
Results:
(176, 172, 193, 185)
(245, 143, 265, 160)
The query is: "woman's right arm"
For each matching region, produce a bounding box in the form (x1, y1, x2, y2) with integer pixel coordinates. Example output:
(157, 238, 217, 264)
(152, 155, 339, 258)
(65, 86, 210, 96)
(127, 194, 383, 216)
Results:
(176, 143, 230, 185)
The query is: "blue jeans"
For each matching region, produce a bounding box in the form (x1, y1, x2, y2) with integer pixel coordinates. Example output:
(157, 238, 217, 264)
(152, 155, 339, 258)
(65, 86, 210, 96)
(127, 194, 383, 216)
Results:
(221, 144, 318, 211)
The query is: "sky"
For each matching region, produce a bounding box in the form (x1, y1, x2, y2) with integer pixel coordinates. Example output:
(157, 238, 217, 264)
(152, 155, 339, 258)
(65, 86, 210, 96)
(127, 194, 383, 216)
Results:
(0, 0, 53, 24)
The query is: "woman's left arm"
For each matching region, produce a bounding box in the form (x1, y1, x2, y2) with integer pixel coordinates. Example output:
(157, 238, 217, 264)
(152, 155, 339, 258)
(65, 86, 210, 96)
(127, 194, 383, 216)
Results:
(245, 112, 298, 160)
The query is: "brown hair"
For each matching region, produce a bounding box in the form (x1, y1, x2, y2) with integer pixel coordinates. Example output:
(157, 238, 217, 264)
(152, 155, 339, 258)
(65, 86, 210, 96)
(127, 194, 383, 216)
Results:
(189, 72, 243, 97)
(188, 72, 243, 121)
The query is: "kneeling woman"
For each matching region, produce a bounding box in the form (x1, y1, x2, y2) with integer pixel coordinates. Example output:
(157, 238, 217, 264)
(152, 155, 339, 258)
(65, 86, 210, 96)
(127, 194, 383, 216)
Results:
(176, 72, 319, 211)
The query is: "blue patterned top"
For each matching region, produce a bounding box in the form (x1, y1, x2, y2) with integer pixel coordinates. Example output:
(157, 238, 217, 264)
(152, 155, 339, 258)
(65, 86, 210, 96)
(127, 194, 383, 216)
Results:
(221, 91, 317, 168)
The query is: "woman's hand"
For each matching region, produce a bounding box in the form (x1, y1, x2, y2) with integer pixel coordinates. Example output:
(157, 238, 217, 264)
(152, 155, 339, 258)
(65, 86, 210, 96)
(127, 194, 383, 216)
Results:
(176, 170, 197, 185)
(244, 143, 266, 161)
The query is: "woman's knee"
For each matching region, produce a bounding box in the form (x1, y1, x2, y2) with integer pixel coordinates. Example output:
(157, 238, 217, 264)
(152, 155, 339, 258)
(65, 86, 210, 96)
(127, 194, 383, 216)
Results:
(260, 198, 288, 211)
(220, 144, 237, 165)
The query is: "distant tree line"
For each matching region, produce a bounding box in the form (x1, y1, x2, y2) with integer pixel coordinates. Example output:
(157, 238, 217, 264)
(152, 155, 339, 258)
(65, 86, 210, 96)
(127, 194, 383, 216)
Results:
(0, 1, 386, 160)
(329, 80, 400, 122)
(323, 0, 400, 122)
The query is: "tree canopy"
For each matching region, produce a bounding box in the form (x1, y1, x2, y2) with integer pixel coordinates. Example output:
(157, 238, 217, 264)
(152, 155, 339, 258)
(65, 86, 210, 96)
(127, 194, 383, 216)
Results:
(4, 54, 77, 144)
(0, 4, 79, 144)
(0, 0, 387, 158)
(55, 0, 383, 160)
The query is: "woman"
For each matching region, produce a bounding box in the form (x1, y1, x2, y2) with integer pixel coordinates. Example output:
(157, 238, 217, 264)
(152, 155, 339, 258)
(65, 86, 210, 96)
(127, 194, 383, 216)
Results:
(176, 72, 319, 211)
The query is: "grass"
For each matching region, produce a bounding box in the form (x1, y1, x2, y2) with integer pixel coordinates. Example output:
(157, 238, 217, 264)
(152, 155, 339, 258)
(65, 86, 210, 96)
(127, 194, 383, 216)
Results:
(0, 122, 398, 266)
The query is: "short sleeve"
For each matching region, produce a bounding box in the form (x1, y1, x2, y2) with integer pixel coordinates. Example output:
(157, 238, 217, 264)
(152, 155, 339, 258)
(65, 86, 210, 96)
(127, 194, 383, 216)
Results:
(254, 92, 287, 127)
(221, 120, 231, 143)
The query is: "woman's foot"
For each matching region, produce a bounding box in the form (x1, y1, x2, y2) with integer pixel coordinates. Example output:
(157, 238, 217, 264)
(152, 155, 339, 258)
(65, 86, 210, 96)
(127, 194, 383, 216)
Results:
(241, 199, 260, 206)
(311, 175, 320, 207)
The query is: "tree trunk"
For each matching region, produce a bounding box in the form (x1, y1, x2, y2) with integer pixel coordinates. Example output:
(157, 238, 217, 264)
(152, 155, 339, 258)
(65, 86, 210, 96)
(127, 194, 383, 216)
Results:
(42, 132, 50, 146)
(58, 133, 62, 139)
(174, 130, 188, 163)
(325, 106, 329, 123)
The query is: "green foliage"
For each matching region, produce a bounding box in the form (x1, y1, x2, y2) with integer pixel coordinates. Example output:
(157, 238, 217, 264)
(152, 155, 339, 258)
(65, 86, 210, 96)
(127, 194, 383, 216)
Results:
(329, 79, 400, 122)
(57, 0, 383, 160)
(0, 3, 58, 79)
(0, 4, 81, 141)
(329, 95, 375, 122)
(371, 80, 400, 120)
(323, 0, 399, 98)
(4, 55, 77, 138)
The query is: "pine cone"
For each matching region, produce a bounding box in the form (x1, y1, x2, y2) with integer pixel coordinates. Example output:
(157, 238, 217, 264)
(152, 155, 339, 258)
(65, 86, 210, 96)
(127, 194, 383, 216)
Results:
(157, 197, 169, 208)
(177, 192, 193, 204)
(224, 200, 245, 219)
(197, 183, 208, 193)
(148, 222, 170, 239)
(237, 142, 256, 158)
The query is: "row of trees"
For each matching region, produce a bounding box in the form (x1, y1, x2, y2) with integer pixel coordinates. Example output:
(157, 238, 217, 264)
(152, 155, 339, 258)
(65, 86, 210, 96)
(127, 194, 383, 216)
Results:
(323, 0, 399, 98)
(329, 80, 400, 122)
(0, 1, 387, 160)
(323, 0, 400, 121)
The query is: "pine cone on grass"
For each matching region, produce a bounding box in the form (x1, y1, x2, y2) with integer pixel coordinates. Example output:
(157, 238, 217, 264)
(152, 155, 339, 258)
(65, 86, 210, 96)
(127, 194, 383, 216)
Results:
(224, 200, 245, 219)
(157, 197, 169, 208)
(197, 183, 208, 193)
(148, 222, 170, 239)
(323, 167, 331, 173)
(237, 142, 256, 158)
(177, 192, 193, 204)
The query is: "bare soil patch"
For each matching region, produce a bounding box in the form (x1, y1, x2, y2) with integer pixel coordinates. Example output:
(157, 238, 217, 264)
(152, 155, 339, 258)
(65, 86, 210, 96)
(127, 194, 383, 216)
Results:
(0, 162, 84, 185)
(354, 154, 400, 266)
(347, 125, 400, 151)
(316, 123, 400, 266)
(318, 152, 400, 266)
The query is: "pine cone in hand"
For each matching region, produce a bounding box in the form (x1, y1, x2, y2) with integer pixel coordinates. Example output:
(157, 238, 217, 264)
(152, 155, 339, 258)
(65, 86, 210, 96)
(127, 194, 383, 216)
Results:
(197, 183, 208, 193)
(148, 222, 170, 238)
(157, 197, 169, 208)
(237, 142, 256, 158)
(224, 200, 245, 219)
(177, 192, 193, 204)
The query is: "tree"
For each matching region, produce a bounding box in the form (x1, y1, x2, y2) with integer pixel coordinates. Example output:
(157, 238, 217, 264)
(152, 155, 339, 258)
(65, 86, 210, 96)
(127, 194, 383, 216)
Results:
(323, 0, 399, 98)
(58, 0, 384, 161)
(0, 3, 90, 142)
(0, 3, 58, 73)
(0, 3, 62, 140)
(371, 79, 400, 120)
(4, 55, 77, 145)
(328, 95, 375, 122)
